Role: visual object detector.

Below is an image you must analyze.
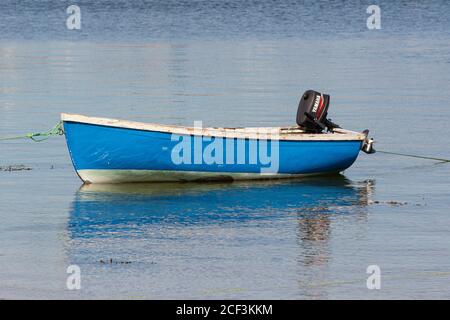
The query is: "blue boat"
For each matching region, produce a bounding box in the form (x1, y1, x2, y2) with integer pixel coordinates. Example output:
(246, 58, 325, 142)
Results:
(61, 113, 372, 184)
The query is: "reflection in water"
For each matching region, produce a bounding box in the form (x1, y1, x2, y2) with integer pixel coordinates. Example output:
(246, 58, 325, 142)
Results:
(297, 179, 374, 263)
(295, 179, 374, 299)
(66, 175, 374, 298)
(68, 176, 373, 239)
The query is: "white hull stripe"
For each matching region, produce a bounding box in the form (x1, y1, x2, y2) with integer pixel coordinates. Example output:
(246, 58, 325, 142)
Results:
(77, 169, 338, 184)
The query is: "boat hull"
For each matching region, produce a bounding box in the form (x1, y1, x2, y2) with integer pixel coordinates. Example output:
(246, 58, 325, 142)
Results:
(63, 118, 363, 184)
(76, 169, 332, 184)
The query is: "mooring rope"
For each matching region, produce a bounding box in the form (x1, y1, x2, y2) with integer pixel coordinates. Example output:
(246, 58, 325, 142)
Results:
(377, 150, 450, 163)
(0, 121, 64, 142)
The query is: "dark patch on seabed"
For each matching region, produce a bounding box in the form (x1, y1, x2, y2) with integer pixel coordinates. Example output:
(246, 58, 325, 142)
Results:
(0, 165, 32, 172)
(368, 200, 414, 206)
(100, 258, 133, 265)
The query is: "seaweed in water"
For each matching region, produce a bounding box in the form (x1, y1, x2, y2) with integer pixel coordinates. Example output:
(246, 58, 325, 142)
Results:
(0, 165, 32, 172)
(100, 258, 132, 265)
(369, 200, 408, 206)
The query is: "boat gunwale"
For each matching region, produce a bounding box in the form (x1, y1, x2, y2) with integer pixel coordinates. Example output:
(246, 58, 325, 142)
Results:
(61, 113, 366, 141)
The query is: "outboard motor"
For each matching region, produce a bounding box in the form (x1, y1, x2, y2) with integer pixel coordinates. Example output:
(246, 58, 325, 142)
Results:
(296, 90, 339, 133)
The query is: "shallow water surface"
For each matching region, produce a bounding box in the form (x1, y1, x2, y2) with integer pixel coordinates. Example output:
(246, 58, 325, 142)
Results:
(1, 0, 450, 299)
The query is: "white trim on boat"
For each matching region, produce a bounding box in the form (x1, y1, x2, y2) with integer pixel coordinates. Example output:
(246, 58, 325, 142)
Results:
(77, 169, 337, 184)
(61, 113, 366, 141)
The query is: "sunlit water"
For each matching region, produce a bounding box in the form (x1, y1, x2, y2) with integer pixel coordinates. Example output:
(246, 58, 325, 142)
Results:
(1, 1, 450, 299)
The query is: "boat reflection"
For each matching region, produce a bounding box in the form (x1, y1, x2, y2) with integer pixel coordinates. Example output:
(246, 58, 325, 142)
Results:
(68, 175, 374, 239)
(67, 175, 374, 298)
(293, 178, 374, 299)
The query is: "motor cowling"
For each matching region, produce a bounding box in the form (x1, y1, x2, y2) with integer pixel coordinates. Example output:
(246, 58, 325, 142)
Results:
(296, 90, 336, 133)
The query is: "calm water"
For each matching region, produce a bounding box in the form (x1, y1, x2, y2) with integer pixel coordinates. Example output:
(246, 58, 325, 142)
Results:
(1, 0, 450, 299)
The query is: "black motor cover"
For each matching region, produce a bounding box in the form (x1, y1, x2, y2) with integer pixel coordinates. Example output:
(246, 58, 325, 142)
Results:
(296, 90, 331, 132)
